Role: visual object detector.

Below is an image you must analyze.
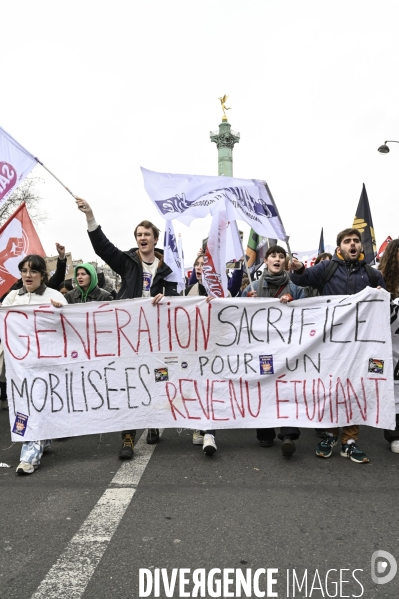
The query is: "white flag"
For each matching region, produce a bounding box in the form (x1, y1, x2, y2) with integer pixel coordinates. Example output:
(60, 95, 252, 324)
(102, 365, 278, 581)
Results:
(0, 126, 38, 204)
(141, 167, 288, 241)
(225, 221, 244, 263)
(202, 210, 228, 298)
(163, 221, 185, 293)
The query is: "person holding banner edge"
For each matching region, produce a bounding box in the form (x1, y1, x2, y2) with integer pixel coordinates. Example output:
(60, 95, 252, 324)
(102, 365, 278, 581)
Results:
(242, 245, 306, 457)
(182, 254, 219, 455)
(1, 254, 67, 475)
(377, 238, 399, 452)
(75, 197, 178, 459)
(290, 228, 386, 463)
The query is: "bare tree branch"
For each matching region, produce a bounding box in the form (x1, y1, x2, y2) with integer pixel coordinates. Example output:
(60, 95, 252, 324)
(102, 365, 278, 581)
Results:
(0, 177, 47, 228)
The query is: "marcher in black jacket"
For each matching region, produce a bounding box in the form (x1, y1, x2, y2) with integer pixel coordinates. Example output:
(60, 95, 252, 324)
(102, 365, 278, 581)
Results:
(75, 197, 177, 459)
(290, 227, 385, 465)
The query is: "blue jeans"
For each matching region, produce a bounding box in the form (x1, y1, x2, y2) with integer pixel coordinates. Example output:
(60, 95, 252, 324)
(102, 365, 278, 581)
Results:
(20, 440, 51, 467)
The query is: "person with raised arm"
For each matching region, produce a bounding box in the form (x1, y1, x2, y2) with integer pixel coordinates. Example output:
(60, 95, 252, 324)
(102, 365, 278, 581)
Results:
(76, 197, 178, 459)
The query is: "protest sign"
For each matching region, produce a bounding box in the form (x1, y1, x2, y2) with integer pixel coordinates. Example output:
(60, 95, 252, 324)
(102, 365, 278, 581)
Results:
(391, 299, 399, 410)
(292, 246, 336, 268)
(45, 252, 74, 280)
(141, 168, 288, 241)
(0, 288, 394, 442)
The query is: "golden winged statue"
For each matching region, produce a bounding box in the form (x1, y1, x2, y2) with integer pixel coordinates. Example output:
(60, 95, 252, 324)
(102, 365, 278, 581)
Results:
(219, 95, 231, 120)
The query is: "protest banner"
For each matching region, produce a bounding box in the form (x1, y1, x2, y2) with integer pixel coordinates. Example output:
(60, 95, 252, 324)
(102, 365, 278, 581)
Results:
(0, 288, 394, 442)
(292, 245, 336, 268)
(391, 299, 399, 410)
(141, 168, 288, 241)
(45, 252, 74, 280)
(163, 222, 185, 293)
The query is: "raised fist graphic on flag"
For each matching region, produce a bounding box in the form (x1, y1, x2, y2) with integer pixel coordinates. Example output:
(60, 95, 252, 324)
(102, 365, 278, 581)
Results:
(0, 202, 44, 293)
(0, 237, 24, 263)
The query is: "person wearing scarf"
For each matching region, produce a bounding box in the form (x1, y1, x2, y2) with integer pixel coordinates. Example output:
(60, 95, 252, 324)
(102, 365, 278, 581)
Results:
(242, 245, 306, 458)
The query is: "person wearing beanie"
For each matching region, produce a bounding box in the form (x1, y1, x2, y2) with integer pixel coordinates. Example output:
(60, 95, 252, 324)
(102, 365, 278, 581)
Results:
(65, 263, 114, 304)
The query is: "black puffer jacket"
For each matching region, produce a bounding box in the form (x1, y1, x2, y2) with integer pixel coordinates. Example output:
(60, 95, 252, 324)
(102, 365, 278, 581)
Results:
(65, 286, 114, 304)
(88, 225, 178, 300)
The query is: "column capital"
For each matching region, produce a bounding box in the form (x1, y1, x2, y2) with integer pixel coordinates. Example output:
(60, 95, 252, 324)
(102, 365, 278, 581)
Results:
(210, 122, 240, 149)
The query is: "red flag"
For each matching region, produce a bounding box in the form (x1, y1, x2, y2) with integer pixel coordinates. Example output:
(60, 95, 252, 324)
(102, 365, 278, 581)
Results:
(0, 202, 45, 295)
(376, 236, 393, 261)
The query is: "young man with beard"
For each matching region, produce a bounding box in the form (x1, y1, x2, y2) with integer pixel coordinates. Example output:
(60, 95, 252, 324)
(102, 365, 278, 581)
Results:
(76, 198, 178, 459)
(290, 228, 386, 464)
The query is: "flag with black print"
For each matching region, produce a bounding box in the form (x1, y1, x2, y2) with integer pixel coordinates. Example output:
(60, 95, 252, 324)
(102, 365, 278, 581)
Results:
(245, 229, 277, 280)
(353, 183, 376, 265)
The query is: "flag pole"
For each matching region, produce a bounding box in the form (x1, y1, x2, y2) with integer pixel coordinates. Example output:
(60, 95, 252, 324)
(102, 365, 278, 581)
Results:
(178, 233, 185, 296)
(285, 236, 293, 261)
(35, 157, 77, 199)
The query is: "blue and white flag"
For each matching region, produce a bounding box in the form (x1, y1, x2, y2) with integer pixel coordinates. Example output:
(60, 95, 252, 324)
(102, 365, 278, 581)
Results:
(141, 168, 288, 241)
(163, 221, 185, 293)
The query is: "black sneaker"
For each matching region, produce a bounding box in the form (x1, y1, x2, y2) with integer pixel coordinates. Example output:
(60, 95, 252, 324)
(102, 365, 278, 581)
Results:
(316, 436, 337, 458)
(119, 434, 135, 459)
(146, 429, 160, 444)
(259, 439, 274, 448)
(315, 428, 327, 438)
(281, 437, 296, 457)
(340, 442, 369, 463)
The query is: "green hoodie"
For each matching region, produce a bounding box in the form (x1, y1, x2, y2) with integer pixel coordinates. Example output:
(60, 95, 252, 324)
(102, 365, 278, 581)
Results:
(74, 263, 98, 302)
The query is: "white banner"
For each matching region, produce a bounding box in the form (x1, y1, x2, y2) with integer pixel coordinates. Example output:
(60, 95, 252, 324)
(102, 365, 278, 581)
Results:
(0, 126, 38, 204)
(141, 167, 288, 241)
(0, 288, 395, 442)
(163, 221, 185, 293)
(225, 221, 244, 263)
(292, 245, 336, 268)
(391, 299, 399, 411)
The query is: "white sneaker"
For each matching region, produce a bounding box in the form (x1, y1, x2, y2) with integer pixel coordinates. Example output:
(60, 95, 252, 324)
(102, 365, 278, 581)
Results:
(16, 462, 36, 475)
(203, 434, 217, 456)
(1, 399, 8, 410)
(391, 440, 399, 453)
(192, 430, 204, 445)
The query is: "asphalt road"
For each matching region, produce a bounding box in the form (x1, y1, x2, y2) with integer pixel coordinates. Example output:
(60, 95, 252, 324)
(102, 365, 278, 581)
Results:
(1, 409, 399, 599)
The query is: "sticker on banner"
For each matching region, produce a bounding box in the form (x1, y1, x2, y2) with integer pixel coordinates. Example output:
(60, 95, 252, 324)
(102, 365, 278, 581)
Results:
(259, 355, 274, 375)
(154, 367, 169, 382)
(369, 359, 384, 374)
(12, 413, 28, 436)
(164, 356, 179, 365)
(143, 273, 152, 292)
(181, 361, 188, 369)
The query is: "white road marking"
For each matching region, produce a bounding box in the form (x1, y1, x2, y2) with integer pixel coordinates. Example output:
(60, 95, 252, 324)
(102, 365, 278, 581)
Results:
(30, 430, 163, 599)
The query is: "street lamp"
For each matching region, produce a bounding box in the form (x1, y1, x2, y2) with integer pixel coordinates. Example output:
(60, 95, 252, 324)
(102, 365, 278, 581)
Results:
(378, 140, 399, 154)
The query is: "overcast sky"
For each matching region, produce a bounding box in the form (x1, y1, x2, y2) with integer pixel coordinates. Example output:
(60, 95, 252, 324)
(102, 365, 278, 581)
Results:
(1, 0, 398, 265)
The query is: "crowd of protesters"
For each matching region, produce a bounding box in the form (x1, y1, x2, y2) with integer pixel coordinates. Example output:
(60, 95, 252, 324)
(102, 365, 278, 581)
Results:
(0, 196, 398, 475)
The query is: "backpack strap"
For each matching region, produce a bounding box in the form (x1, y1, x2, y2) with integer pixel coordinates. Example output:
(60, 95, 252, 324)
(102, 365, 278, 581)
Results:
(320, 260, 379, 291)
(364, 264, 379, 288)
(320, 260, 339, 290)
